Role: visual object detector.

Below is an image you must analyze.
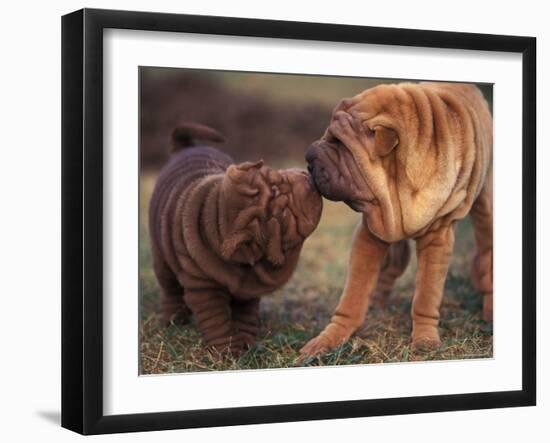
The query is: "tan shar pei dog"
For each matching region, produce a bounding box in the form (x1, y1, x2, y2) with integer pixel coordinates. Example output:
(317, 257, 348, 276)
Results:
(301, 82, 492, 355)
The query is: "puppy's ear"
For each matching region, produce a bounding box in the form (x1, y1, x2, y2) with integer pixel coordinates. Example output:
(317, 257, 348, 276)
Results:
(265, 218, 285, 267)
(236, 159, 264, 171)
(373, 126, 399, 157)
(220, 231, 252, 262)
(225, 160, 264, 197)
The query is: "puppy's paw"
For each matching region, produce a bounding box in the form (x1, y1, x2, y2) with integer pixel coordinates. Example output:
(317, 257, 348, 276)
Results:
(239, 332, 258, 349)
(207, 334, 248, 358)
(210, 345, 246, 360)
(162, 308, 191, 327)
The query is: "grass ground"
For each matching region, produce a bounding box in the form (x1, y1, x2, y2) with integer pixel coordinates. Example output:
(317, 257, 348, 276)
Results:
(139, 174, 492, 374)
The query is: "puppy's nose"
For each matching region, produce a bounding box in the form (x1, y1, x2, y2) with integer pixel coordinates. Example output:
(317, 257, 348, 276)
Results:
(305, 144, 318, 163)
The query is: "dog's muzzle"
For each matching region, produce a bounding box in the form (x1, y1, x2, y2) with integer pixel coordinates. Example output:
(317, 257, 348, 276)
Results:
(305, 143, 338, 198)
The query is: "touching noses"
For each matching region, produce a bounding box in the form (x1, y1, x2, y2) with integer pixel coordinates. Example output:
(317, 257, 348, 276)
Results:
(305, 144, 318, 164)
(305, 145, 319, 176)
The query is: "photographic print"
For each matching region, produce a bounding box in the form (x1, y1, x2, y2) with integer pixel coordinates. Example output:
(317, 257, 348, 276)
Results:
(138, 68, 494, 374)
(62, 9, 535, 433)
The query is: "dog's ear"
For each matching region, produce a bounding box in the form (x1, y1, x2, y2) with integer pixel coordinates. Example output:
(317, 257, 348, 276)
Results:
(225, 160, 264, 197)
(373, 125, 399, 157)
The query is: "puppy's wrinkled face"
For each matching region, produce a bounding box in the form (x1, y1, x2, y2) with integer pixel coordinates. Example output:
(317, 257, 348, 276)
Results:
(220, 160, 322, 267)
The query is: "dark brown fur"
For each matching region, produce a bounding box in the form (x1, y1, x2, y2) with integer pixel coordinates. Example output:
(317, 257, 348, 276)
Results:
(149, 124, 322, 354)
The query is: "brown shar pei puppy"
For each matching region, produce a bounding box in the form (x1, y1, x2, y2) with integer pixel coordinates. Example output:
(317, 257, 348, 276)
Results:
(149, 123, 323, 354)
(301, 82, 492, 355)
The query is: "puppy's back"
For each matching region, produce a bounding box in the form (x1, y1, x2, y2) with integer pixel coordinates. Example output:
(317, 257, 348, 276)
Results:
(148, 125, 232, 257)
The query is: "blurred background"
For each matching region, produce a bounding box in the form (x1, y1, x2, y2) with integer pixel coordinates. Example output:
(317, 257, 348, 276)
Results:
(139, 68, 493, 373)
(140, 67, 492, 170)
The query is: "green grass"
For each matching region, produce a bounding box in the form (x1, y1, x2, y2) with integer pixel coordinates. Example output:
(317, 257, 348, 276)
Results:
(139, 175, 492, 374)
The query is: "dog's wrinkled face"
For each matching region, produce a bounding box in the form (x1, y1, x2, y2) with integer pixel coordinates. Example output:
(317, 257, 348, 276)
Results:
(220, 160, 322, 266)
(305, 131, 377, 213)
(306, 83, 475, 242)
(306, 89, 403, 241)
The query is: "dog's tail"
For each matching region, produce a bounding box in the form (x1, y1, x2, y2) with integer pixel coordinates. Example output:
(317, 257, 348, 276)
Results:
(171, 123, 225, 153)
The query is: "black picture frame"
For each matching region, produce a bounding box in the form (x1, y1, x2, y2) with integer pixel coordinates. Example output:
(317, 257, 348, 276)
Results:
(61, 8, 537, 435)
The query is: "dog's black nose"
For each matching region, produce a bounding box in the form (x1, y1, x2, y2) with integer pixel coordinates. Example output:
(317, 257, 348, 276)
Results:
(305, 144, 318, 163)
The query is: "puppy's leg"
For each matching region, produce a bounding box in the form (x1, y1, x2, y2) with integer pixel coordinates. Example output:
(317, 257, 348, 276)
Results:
(470, 175, 493, 322)
(184, 289, 244, 354)
(371, 240, 411, 308)
(232, 298, 261, 348)
(411, 225, 455, 350)
(152, 246, 190, 325)
(300, 221, 388, 356)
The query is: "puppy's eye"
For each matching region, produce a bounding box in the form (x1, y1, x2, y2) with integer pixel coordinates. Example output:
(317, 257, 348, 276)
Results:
(271, 186, 280, 198)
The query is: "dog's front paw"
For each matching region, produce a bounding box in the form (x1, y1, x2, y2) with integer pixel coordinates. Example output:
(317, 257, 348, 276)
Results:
(411, 337, 442, 352)
(300, 335, 331, 357)
(300, 321, 354, 358)
(411, 325, 442, 352)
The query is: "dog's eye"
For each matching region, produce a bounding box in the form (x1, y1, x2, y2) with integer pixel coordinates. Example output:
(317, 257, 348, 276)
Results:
(271, 186, 280, 198)
(327, 132, 340, 143)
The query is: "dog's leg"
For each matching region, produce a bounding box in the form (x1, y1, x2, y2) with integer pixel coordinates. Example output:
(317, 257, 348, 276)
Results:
(232, 298, 261, 348)
(371, 240, 411, 308)
(152, 245, 190, 325)
(300, 221, 388, 356)
(184, 289, 244, 355)
(470, 174, 493, 322)
(411, 225, 455, 350)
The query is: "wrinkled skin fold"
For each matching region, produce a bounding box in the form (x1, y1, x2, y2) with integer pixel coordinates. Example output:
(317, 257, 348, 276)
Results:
(302, 82, 493, 356)
(149, 124, 322, 355)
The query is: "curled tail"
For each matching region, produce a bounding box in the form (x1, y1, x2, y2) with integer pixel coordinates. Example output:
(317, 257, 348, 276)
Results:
(171, 123, 225, 152)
